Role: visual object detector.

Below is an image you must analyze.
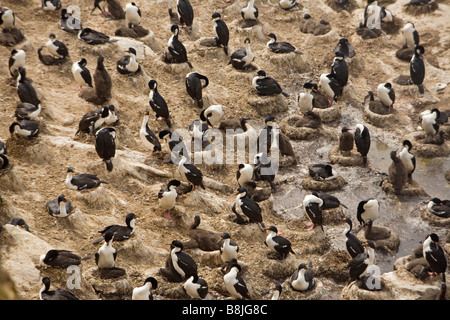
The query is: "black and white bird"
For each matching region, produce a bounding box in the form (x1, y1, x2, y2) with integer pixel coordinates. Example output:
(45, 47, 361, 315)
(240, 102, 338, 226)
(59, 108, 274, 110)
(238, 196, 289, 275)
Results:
(16, 67, 39, 107)
(60, 8, 82, 33)
(184, 274, 209, 300)
(8, 49, 26, 77)
(319, 72, 342, 106)
(219, 232, 239, 264)
(46, 33, 68, 59)
(333, 38, 355, 60)
(189, 119, 208, 140)
(78, 27, 111, 45)
(177, 154, 205, 190)
(302, 193, 324, 231)
(236, 163, 253, 187)
(42, 0, 61, 11)
(402, 22, 419, 49)
(7, 217, 29, 231)
(39, 277, 78, 300)
(117, 47, 141, 75)
(232, 187, 264, 228)
(354, 123, 371, 165)
(185, 72, 209, 108)
(95, 127, 116, 172)
(398, 140, 416, 183)
(125, 2, 141, 28)
(363, 0, 381, 28)
(39, 250, 81, 268)
(0, 154, 9, 170)
(230, 37, 254, 70)
(347, 241, 376, 282)
(176, 0, 194, 28)
(15, 101, 42, 121)
(241, 0, 258, 24)
(104, 104, 118, 126)
(290, 262, 315, 292)
(95, 231, 117, 269)
(168, 240, 198, 281)
(252, 70, 289, 97)
(65, 167, 108, 190)
(279, 0, 298, 10)
(168, 24, 192, 68)
(357, 199, 379, 226)
(271, 283, 282, 300)
(421, 108, 440, 137)
(72, 58, 93, 90)
(97, 213, 137, 242)
(0, 140, 6, 155)
(132, 277, 158, 300)
(331, 51, 348, 89)
(46, 194, 73, 218)
(410, 46, 425, 94)
(148, 80, 171, 127)
(140, 110, 162, 155)
(9, 120, 39, 139)
(298, 82, 315, 113)
(422, 233, 447, 299)
(159, 130, 188, 159)
(377, 82, 395, 113)
(308, 163, 335, 180)
(76, 106, 110, 136)
(427, 198, 450, 218)
(264, 226, 295, 260)
(0, 7, 15, 28)
(312, 192, 347, 210)
(212, 12, 229, 55)
(223, 263, 251, 300)
(200, 104, 223, 127)
(158, 179, 181, 220)
(343, 217, 365, 259)
(266, 33, 302, 54)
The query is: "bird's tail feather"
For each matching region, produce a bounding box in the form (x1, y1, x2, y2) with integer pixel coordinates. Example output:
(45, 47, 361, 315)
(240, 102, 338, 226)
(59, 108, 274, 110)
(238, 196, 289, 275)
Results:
(105, 160, 113, 172)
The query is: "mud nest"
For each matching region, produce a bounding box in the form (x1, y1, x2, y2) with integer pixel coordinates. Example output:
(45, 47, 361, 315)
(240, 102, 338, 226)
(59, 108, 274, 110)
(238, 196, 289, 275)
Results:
(380, 179, 428, 197)
(264, 51, 307, 74)
(404, 2, 439, 15)
(247, 94, 289, 116)
(280, 278, 325, 300)
(404, 134, 450, 158)
(301, 174, 347, 192)
(357, 225, 401, 254)
(279, 115, 322, 140)
(328, 145, 364, 167)
(363, 105, 397, 127)
(420, 207, 450, 228)
(322, 207, 346, 225)
(325, 0, 359, 13)
(312, 104, 341, 124)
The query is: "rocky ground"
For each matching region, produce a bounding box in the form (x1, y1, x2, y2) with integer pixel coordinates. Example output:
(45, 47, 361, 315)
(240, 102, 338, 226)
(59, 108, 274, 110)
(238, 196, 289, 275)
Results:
(0, 0, 449, 300)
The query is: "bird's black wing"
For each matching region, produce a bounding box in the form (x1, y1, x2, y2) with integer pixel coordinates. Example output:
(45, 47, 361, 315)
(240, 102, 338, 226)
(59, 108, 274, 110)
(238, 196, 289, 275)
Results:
(256, 77, 282, 95)
(145, 126, 162, 151)
(272, 235, 292, 254)
(215, 20, 229, 46)
(95, 130, 116, 160)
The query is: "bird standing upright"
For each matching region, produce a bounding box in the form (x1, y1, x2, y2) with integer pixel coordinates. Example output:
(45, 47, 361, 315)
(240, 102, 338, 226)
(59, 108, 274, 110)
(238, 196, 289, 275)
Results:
(95, 127, 116, 172)
(212, 12, 229, 55)
(410, 46, 425, 94)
